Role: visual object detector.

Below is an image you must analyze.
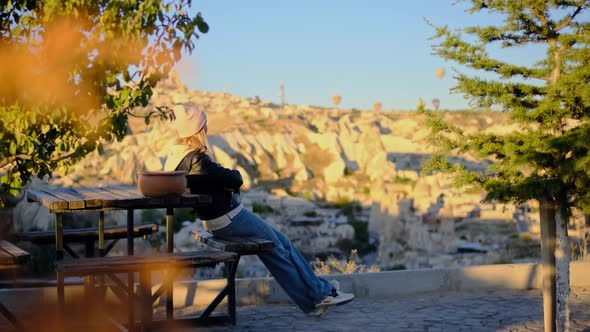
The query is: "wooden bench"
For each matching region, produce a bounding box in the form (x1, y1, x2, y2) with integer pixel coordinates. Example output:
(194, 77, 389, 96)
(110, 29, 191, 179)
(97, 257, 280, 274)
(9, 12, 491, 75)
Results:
(59, 250, 238, 331)
(0, 240, 31, 330)
(14, 224, 159, 258)
(192, 230, 275, 278)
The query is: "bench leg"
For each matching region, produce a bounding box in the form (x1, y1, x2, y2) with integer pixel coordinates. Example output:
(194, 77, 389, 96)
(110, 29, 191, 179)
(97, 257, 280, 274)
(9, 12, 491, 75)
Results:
(199, 256, 240, 325)
(57, 271, 65, 311)
(63, 244, 80, 259)
(166, 208, 174, 253)
(227, 259, 237, 325)
(165, 270, 173, 320)
(128, 272, 136, 332)
(139, 270, 153, 327)
(98, 211, 105, 257)
(85, 240, 95, 258)
(0, 302, 24, 330)
(127, 209, 134, 256)
(55, 213, 64, 260)
(55, 270, 66, 330)
(84, 276, 94, 305)
(103, 239, 120, 256)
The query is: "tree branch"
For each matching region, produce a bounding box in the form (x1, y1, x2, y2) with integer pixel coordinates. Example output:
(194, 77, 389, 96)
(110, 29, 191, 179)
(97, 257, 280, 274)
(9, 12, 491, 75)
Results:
(433, 29, 548, 81)
(50, 151, 79, 163)
(554, 5, 584, 32)
(0, 154, 32, 169)
(0, 150, 82, 169)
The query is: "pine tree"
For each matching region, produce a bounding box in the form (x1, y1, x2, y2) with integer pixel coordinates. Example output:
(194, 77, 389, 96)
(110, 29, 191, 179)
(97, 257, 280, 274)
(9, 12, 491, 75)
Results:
(422, 1, 590, 331)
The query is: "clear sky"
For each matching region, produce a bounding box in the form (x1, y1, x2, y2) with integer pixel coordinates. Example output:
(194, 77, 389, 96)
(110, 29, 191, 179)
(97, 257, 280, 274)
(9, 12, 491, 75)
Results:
(176, 1, 543, 111)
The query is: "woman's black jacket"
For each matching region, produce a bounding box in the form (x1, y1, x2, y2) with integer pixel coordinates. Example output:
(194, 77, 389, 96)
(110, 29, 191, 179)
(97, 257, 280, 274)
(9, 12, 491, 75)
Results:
(175, 151, 243, 220)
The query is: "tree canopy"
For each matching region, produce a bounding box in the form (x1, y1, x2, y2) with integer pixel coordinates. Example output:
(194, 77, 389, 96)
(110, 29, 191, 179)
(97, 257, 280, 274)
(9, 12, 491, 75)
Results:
(0, 0, 208, 206)
(422, 0, 590, 218)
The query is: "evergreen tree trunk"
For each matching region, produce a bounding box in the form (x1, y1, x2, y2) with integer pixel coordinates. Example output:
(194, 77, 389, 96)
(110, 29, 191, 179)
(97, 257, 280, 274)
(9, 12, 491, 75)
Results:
(540, 200, 556, 332)
(555, 208, 570, 332)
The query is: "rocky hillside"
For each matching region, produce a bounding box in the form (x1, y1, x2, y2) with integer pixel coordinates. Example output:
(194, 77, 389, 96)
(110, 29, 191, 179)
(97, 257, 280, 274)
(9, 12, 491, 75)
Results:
(51, 74, 515, 207)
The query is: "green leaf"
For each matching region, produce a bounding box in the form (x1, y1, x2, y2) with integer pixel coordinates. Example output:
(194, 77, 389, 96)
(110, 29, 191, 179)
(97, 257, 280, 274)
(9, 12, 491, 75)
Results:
(8, 143, 16, 156)
(195, 14, 209, 33)
(120, 88, 130, 101)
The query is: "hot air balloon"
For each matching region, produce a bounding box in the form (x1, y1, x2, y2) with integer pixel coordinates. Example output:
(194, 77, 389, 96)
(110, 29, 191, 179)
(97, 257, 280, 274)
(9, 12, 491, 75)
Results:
(431, 98, 441, 110)
(435, 67, 445, 80)
(373, 102, 382, 112)
(417, 98, 425, 109)
(332, 95, 342, 108)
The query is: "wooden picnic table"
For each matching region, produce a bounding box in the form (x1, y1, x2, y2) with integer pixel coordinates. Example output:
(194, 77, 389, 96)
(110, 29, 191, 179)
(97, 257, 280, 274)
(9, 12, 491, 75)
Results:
(25, 185, 213, 326)
(26, 186, 211, 258)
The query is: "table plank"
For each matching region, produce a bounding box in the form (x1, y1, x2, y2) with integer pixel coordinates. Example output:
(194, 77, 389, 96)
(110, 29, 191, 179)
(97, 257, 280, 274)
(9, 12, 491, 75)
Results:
(106, 186, 144, 199)
(98, 187, 146, 208)
(42, 188, 87, 209)
(28, 186, 211, 211)
(112, 186, 189, 206)
(111, 186, 183, 206)
(114, 185, 142, 195)
(63, 188, 103, 208)
(26, 189, 69, 211)
(70, 187, 119, 203)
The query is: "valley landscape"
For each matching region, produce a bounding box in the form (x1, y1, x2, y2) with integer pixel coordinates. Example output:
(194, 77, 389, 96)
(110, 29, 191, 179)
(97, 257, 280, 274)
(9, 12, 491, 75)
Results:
(13, 74, 575, 278)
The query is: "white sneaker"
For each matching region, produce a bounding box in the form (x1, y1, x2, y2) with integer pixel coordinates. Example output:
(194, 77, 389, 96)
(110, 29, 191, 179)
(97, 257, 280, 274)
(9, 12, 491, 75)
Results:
(307, 307, 328, 317)
(315, 281, 355, 309)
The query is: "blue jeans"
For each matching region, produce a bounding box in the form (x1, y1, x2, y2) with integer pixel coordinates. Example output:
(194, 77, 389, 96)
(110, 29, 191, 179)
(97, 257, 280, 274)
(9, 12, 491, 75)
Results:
(211, 208, 334, 313)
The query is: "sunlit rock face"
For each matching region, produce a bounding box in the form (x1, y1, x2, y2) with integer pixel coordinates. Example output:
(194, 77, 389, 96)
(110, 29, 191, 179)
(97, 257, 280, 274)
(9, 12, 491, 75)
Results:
(15, 75, 532, 270)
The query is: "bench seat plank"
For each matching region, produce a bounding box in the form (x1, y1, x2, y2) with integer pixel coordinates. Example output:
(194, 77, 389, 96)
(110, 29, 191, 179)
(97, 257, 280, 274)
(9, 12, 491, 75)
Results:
(221, 237, 261, 251)
(14, 224, 159, 244)
(192, 230, 274, 254)
(193, 230, 242, 251)
(0, 241, 30, 265)
(59, 250, 237, 275)
(241, 237, 276, 250)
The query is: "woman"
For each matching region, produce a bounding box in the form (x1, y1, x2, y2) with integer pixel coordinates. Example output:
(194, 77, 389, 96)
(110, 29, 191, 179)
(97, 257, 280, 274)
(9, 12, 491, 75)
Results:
(164, 104, 354, 316)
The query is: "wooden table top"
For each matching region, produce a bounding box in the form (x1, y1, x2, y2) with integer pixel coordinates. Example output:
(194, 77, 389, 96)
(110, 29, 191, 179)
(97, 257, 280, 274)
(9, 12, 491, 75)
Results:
(26, 186, 211, 213)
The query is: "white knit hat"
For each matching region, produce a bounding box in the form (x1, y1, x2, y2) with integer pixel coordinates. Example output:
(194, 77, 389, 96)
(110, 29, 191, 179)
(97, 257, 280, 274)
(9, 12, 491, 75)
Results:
(172, 105, 207, 138)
